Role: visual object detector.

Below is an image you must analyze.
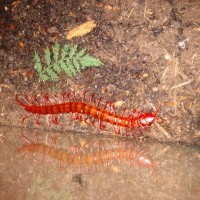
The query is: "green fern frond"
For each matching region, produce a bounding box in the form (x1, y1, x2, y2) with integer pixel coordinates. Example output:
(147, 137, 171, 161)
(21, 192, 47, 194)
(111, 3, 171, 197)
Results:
(80, 55, 103, 68)
(73, 59, 81, 72)
(45, 48, 51, 68)
(61, 44, 70, 59)
(33, 43, 103, 82)
(77, 48, 86, 57)
(69, 44, 78, 58)
(34, 52, 42, 73)
(53, 63, 61, 74)
(53, 43, 60, 62)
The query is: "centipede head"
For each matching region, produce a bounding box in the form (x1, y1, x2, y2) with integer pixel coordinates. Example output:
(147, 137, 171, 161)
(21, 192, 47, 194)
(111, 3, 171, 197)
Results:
(138, 101, 162, 127)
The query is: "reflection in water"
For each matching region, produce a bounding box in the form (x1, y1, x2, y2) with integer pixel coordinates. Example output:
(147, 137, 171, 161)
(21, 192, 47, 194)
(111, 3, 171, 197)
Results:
(15, 133, 160, 175)
(0, 122, 198, 200)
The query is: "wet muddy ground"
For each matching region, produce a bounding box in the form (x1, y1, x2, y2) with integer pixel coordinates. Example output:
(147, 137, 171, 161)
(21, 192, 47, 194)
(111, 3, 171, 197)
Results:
(0, 0, 200, 199)
(1, 125, 200, 200)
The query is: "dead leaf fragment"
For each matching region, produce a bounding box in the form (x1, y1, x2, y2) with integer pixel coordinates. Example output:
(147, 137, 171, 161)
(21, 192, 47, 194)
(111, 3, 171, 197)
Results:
(167, 101, 175, 107)
(96, 2, 118, 11)
(8, 23, 15, 31)
(18, 42, 24, 48)
(66, 21, 96, 40)
(23, 68, 35, 80)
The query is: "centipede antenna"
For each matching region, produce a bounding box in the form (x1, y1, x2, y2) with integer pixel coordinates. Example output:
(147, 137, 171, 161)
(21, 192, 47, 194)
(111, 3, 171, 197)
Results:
(15, 94, 27, 107)
(153, 101, 161, 117)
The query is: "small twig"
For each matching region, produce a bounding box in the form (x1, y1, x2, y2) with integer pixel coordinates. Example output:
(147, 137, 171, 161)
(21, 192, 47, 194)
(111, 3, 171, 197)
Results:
(154, 146, 170, 159)
(170, 79, 193, 90)
(98, 49, 118, 63)
(125, 7, 135, 21)
(155, 121, 171, 139)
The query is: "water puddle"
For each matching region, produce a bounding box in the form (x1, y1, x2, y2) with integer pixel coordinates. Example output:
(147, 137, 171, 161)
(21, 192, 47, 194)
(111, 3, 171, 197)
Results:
(0, 125, 199, 200)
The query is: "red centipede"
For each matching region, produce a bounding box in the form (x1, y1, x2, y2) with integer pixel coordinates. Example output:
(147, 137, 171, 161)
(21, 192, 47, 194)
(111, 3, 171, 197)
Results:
(16, 133, 160, 173)
(15, 91, 161, 137)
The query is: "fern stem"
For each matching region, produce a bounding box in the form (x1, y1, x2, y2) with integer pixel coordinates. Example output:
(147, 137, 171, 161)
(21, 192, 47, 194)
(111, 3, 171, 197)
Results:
(40, 61, 62, 74)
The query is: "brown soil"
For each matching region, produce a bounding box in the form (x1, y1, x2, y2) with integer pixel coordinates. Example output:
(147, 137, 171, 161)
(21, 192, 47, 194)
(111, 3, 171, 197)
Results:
(0, 0, 200, 200)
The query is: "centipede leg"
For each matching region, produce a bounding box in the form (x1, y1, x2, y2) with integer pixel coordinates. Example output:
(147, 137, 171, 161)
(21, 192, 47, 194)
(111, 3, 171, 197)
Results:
(97, 140, 105, 151)
(89, 93, 95, 104)
(34, 94, 40, 106)
(51, 114, 59, 125)
(82, 90, 88, 103)
(68, 145, 79, 154)
(20, 150, 31, 159)
(91, 117, 96, 127)
(88, 144, 97, 171)
(113, 125, 120, 135)
(43, 93, 50, 105)
(123, 127, 129, 137)
(35, 114, 41, 125)
(80, 145, 89, 172)
(54, 115, 59, 124)
(72, 91, 77, 101)
(22, 113, 33, 124)
(75, 146, 82, 174)
(71, 113, 81, 121)
(96, 97, 102, 107)
(34, 132, 39, 143)
(50, 135, 58, 147)
(142, 125, 151, 132)
(98, 120, 106, 129)
(130, 128, 137, 138)
(54, 93, 59, 105)
(135, 126, 143, 137)
(21, 132, 32, 143)
(24, 94, 32, 105)
(127, 143, 134, 164)
(61, 92, 67, 103)
(65, 93, 70, 102)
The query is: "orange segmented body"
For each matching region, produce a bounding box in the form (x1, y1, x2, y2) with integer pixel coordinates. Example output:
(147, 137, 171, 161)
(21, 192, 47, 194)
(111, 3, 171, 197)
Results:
(15, 91, 161, 137)
(16, 134, 160, 173)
